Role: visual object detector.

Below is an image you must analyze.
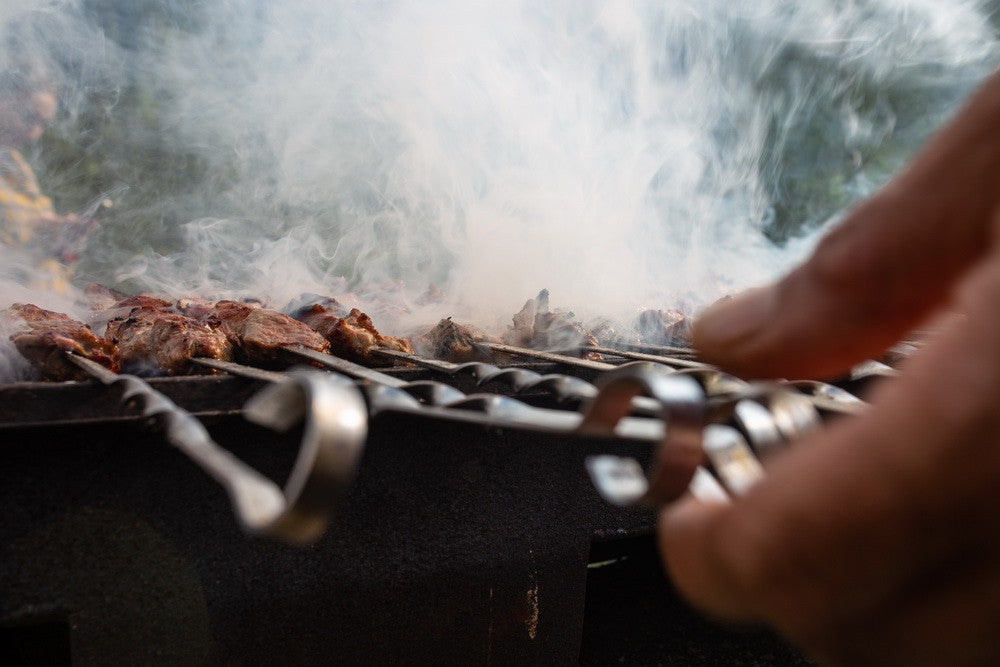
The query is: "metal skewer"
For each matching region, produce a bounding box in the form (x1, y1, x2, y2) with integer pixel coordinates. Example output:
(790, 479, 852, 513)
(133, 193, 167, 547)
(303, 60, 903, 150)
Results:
(202, 343, 854, 506)
(192, 351, 589, 428)
(582, 345, 714, 370)
(370, 346, 672, 417)
(612, 341, 698, 356)
(67, 352, 367, 545)
(192, 357, 289, 383)
(369, 347, 457, 373)
(281, 344, 409, 388)
(478, 342, 617, 371)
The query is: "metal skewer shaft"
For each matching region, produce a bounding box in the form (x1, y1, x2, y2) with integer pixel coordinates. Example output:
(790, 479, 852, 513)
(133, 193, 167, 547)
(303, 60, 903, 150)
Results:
(192, 357, 289, 383)
(67, 352, 367, 545)
(610, 341, 698, 356)
(370, 346, 670, 417)
(198, 349, 672, 438)
(281, 345, 408, 388)
(370, 347, 461, 373)
(582, 345, 714, 370)
(478, 342, 616, 371)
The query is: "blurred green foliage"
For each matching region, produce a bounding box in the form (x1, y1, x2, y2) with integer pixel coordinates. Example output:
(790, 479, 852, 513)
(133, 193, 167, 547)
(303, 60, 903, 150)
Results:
(21, 0, 1000, 269)
(753, 43, 976, 243)
(25, 0, 253, 286)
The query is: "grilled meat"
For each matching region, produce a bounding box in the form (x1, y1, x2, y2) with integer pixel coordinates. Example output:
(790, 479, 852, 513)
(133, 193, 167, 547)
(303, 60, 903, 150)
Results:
(413, 317, 497, 363)
(84, 283, 172, 311)
(203, 300, 330, 365)
(174, 297, 218, 320)
(83, 283, 131, 310)
(106, 305, 233, 375)
(5, 303, 120, 380)
(585, 317, 641, 347)
(284, 294, 347, 319)
(504, 289, 601, 359)
(532, 311, 601, 352)
(507, 294, 537, 348)
(634, 308, 692, 347)
(295, 303, 413, 364)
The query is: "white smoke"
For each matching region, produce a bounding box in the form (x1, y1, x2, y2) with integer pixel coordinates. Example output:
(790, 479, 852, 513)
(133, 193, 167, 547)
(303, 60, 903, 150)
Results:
(2, 0, 998, 332)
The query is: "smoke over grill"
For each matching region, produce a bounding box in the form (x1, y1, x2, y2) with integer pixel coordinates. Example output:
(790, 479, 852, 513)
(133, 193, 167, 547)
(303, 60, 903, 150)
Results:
(3, 0, 997, 332)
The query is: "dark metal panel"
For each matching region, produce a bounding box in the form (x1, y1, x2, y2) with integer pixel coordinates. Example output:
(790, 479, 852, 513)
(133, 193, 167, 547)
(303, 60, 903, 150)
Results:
(0, 409, 654, 664)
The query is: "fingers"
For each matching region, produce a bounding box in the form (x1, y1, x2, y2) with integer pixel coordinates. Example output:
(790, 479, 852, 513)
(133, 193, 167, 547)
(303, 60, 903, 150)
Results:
(659, 248, 1000, 662)
(843, 550, 1000, 666)
(694, 70, 1000, 379)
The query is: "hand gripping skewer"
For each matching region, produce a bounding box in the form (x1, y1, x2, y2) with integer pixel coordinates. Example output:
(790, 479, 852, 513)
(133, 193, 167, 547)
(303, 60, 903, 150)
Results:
(68, 353, 367, 545)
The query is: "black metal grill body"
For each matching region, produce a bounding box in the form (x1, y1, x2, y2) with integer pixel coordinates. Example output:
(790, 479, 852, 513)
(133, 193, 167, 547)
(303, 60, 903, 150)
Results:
(0, 365, 804, 664)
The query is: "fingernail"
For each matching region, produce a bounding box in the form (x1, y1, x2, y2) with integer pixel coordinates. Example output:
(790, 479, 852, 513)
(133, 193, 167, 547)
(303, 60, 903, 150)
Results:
(695, 286, 776, 349)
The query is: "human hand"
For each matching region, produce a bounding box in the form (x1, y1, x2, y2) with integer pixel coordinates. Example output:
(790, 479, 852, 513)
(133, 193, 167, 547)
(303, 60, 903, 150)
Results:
(658, 70, 1000, 664)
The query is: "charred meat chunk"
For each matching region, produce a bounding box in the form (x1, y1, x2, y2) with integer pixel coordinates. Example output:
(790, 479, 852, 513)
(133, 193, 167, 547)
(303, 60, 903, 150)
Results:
(532, 311, 600, 352)
(84, 283, 172, 312)
(504, 289, 601, 359)
(174, 297, 219, 321)
(585, 317, 641, 347)
(296, 303, 413, 364)
(106, 305, 233, 375)
(506, 294, 537, 348)
(5, 303, 120, 380)
(83, 283, 132, 310)
(413, 317, 497, 363)
(203, 300, 330, 365)
(634, 308, 692, 347)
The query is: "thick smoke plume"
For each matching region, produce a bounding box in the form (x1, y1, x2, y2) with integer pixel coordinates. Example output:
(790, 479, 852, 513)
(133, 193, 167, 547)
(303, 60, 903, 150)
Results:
(1, 1, 998, 331)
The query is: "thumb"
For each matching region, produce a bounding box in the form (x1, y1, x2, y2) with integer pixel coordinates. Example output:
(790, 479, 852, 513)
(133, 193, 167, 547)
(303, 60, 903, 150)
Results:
(694, 70, 1000, 379)
(656, 498, 754, 619)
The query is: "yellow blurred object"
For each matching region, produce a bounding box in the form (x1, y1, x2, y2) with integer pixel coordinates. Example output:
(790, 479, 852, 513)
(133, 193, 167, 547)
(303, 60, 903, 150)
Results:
(33, 257, 73, 294)
(1, 147, 79, 294)
(0, 147, 55, 247)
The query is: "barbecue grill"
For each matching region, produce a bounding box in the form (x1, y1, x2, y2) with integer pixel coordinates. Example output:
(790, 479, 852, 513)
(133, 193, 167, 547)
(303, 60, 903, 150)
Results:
(0, 339, 881, 664)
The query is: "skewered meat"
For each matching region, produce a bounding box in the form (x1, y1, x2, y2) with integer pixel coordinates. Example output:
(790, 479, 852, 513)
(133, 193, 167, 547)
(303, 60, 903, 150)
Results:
(585, 317, 641, 347)
(295, 303, 413, 364)
(202, 300, 330, 365)
(533, 311, 601, 351)
(634, 309, 692, 347)
(284, 294, 347, 319)
(174, 297, 218, 320)
(84, 283, 172, 311)
(106, 305, 233, 375)
(504, 289, 601, 359)
(5, 303, 120, 381)
(83, 283, 131, 310)
(413, 317, 498, 363)
(507, 293, 538, 348)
